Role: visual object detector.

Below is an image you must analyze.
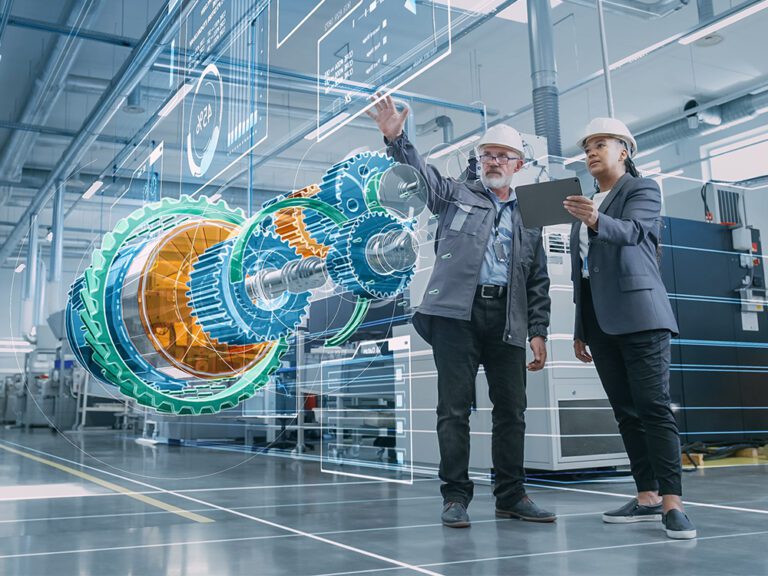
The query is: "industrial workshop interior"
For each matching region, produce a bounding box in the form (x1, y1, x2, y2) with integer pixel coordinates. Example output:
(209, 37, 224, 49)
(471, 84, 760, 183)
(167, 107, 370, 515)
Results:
(1, 0, 767, 574)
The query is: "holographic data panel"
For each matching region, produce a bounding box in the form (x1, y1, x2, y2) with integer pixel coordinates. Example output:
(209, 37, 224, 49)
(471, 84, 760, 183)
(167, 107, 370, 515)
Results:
(316, 0, 451, 141)
(277, 0, 327, 48)
(321, 337, 414, 484)
(181, 0, 270, 184)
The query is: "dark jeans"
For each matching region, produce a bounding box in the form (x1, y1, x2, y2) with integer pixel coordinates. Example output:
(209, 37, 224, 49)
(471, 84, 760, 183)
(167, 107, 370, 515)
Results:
(430, 292, 527, 507)
(581, 280, 682, 496)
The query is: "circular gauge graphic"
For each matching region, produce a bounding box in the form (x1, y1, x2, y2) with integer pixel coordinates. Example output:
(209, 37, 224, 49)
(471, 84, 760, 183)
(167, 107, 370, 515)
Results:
(187, 63, 223, 178)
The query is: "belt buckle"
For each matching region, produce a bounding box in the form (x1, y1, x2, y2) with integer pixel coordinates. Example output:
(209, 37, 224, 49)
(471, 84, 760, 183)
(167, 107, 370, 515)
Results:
(481, 285, 496, 299)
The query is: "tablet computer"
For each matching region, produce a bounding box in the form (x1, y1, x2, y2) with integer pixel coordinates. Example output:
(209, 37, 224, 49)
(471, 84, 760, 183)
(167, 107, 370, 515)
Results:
(516, 177, 583, 228)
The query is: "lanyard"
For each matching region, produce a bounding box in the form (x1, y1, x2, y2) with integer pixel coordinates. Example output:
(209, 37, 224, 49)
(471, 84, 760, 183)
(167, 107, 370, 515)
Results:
(493, 199, 515, 238)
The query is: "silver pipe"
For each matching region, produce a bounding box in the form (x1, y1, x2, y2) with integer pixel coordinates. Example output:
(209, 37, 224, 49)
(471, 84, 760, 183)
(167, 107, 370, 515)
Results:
(596, 0, 615, 117)
(696, 0, 714, 22)
(0, 0, 195, 267)
(33, 258, 46, 327)
(0, 0, 101, 182)
(528, 0, 563, 156)
(23, 215, 38, 301)
(48, 180, 64, 283)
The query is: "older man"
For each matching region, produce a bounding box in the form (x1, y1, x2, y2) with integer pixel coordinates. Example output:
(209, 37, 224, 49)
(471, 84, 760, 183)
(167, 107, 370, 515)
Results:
(367, 95, 554, 527)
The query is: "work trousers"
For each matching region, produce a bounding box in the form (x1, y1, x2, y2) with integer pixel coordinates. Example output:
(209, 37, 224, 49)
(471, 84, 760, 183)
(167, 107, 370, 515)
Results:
(581, 279, 682, 495)
(430, 292, 528, 507)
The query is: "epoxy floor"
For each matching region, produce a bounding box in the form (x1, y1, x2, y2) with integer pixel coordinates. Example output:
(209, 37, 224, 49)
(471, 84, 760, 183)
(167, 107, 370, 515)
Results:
(0, 429, 766, 575)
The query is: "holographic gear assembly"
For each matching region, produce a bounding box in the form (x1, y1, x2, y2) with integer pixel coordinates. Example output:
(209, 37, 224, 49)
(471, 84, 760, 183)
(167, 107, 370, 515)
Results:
(65, 152, 428, 415)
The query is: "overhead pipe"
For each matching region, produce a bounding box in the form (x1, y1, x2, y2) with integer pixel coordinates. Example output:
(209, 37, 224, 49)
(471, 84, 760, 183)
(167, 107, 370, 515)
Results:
(46, 180, 65, 312)
(636, 89, 768, 153)
(417, 116, 454, 143)
(696, 0, 714, 21)
(528, 0, 563, 157)
(596, 0, 616, 117)
(0, 0, 102, 182)
(0, 0, 196, 267)
(20, 214, 38, 343)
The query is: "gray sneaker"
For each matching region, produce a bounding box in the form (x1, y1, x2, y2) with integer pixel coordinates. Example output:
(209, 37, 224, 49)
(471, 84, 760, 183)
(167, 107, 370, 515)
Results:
(602, 498, 663, 524)
(663, 509, 697, 539)
(441, 502, 470, 528)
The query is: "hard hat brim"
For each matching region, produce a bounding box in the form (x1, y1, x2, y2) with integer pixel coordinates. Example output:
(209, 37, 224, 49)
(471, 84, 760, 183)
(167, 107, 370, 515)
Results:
(578, 133, 637, 157)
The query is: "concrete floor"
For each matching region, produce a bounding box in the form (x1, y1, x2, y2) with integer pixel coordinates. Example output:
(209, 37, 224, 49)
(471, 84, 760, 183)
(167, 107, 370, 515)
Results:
(0, 429, 766, 576)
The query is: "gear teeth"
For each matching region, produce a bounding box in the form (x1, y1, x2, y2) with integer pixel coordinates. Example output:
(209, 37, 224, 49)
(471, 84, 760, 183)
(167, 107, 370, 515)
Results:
(326, 212, 416, 300)
(72, 195, 286, 415)
(187, 230, 311, 345)
(303, 152, 394, 243)
(272, 184, 329, 258)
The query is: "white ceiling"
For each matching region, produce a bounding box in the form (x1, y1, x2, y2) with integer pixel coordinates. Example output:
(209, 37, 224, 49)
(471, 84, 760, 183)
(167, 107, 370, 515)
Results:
(0, 0, 766, 239)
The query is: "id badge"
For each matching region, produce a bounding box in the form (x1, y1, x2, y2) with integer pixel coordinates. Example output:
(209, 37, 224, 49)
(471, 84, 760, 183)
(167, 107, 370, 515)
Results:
(493, 239, 509, 264)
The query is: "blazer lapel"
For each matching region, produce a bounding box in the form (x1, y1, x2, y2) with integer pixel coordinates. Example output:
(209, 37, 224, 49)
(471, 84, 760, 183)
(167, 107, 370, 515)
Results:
(597, 173, 633, 215)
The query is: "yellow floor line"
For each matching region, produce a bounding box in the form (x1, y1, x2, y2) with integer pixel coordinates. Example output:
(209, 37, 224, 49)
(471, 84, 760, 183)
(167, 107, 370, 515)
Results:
(0, 444, 214, 524)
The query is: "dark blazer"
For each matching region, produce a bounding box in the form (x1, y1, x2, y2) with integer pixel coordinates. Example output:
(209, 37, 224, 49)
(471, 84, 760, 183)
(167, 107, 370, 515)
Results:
(570, 173, 679, 341)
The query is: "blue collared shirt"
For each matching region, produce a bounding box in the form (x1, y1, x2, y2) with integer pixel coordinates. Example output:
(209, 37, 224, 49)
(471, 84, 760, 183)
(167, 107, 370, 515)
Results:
(479, 189, 516, 286)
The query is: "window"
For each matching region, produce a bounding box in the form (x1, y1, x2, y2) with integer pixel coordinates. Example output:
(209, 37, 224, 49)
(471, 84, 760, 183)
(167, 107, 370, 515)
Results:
(706, 130, 768, 182)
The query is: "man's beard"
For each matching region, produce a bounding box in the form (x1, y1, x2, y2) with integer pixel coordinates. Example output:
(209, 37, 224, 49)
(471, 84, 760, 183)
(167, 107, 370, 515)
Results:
(480, 170, 513, 190)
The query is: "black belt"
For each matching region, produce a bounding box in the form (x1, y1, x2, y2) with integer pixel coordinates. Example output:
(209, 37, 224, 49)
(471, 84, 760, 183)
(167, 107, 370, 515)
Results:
(476, 284, 507, 299)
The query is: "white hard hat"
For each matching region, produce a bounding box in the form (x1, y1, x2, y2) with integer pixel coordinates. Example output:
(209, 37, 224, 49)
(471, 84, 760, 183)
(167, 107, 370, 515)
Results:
(477, 124, 524, 157)
(578, 117, 637, 157)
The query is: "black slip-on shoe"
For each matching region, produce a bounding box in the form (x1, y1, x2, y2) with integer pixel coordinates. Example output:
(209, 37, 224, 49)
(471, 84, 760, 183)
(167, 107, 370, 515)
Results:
(441, 502, 470, 528)
(663, 509, 697, 539)
(495, 496, 557, 523)
(602, 498, 663, 524)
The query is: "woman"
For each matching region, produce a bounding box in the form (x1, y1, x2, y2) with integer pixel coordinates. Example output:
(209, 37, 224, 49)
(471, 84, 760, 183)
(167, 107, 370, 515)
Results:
(563, 117, 696, 540)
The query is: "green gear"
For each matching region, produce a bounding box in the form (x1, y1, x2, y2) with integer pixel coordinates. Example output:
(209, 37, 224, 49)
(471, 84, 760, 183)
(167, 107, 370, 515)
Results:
(78, 195, 288, 415)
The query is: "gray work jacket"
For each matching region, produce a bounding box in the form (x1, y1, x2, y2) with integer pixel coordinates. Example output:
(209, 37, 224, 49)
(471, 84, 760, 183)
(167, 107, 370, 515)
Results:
(386, 134, 550, 348)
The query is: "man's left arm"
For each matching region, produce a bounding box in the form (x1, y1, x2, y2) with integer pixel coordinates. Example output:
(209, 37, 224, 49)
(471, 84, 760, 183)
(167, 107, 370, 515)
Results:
(526, 233, 550, 371)
(527, 231, 551, 341)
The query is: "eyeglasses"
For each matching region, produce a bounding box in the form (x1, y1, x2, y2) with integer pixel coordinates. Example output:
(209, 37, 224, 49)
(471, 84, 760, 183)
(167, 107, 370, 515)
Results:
(478, 153, 521, 166)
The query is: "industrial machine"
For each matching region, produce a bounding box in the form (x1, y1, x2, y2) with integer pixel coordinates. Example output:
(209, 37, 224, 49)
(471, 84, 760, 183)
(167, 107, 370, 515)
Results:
(65, 152, 428, 416)
(662, 215, 768, 443)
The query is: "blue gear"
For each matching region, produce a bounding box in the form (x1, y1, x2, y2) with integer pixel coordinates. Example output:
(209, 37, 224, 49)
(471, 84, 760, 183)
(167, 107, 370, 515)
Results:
(187, 231, 310, 345)
(326, 212, 416, 299)
(303, 152, 394, 243)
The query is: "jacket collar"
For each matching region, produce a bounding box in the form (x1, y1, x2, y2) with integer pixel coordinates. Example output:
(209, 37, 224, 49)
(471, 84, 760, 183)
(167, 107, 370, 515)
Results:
(597, 172, 634, 214)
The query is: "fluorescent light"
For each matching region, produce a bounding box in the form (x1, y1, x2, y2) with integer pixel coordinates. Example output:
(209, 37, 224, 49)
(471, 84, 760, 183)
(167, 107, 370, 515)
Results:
(679, 0, 768, 45)
(157, 83, 193, 118)
(208, 193, 222, 202)
(148, 141, 164, 165)
(610, 35, 681, 71)
(428, 134, 481, 159)
(82, 180, 104, 200)
(305, 113, 351, 141)
(14, 263, 25, 273)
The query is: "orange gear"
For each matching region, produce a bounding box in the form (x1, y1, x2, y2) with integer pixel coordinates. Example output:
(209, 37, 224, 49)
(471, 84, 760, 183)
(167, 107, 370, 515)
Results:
(273, 184, 329, 258)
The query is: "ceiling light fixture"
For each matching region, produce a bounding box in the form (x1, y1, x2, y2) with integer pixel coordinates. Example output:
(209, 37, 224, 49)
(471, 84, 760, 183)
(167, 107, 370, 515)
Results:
(82, 180, 104, 200)
(157, 82, 193, 118)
